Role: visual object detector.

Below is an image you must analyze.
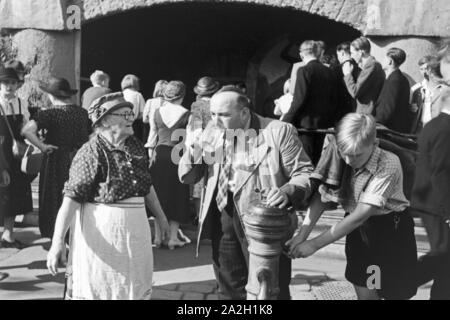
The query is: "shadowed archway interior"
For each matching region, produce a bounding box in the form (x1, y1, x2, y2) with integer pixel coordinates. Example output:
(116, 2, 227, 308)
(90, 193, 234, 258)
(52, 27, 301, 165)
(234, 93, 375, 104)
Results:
(81, 2, 360, 112)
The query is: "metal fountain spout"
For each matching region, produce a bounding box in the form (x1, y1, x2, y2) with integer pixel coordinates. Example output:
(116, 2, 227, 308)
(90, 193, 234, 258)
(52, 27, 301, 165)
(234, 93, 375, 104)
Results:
(244, 194, 292, 300)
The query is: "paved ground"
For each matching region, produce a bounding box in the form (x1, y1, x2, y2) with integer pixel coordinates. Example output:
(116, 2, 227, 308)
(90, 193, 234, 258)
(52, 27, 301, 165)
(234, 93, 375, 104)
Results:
(0, 223, 432, 300)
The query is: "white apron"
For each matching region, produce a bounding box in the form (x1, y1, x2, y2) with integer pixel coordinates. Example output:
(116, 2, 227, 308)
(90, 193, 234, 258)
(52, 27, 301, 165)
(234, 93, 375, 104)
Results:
(66, 197, 153, 300)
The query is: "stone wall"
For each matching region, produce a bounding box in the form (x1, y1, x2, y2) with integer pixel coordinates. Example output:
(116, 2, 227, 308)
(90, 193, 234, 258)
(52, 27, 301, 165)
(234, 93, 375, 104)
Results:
(12, 29, 78, 106)
(82, 0, 450, 37)
(370, 37, 441, 84)
(1, 0, 449, 36)
(0, 0, 448, 109)
(82, 0, 366, 30)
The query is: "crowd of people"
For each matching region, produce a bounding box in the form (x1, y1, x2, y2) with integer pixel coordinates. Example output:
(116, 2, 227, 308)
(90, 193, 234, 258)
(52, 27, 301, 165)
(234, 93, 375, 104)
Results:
(0, 35, 449, 300)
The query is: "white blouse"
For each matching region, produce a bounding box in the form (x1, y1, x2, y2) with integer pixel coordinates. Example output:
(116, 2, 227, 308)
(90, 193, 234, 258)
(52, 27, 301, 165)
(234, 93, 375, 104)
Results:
(0, 96, 29, 123)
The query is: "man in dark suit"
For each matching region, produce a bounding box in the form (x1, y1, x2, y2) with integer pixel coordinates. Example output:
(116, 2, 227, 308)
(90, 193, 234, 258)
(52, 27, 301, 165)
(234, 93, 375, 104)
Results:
(343, 36, 385, 115)
(375, 48, 411, 133)
(281, 40, 338, 164)
(412, 87, 450, 300)
(333, 42, 361, 120)
(410, 55, 433, 134)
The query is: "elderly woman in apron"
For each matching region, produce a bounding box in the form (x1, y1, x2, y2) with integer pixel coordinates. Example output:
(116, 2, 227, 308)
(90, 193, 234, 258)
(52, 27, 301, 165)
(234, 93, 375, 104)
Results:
(0, 67, 32, 249)
(46, 92, 170, 300)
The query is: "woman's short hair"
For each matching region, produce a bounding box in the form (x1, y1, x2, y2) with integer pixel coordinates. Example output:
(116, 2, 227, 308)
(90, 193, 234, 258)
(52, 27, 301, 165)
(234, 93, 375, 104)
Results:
(351, 36, 371, 53)
(121, 74, 140, 91)
(153, 80, 168, 98)
(90, 70, 109, 85)
(163, 80, 186, 102)
(336, 113, 376, 154)
(386, 48, 407, 67)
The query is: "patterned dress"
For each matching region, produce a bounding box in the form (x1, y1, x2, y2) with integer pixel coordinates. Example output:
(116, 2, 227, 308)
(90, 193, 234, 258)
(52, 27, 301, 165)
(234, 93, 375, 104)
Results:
(35, 104, 90, 238)
(63, 134, 153, 300)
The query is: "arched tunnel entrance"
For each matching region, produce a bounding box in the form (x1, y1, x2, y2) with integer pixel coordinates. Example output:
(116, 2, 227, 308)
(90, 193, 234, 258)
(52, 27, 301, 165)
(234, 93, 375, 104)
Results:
(81, 2, 360, 116)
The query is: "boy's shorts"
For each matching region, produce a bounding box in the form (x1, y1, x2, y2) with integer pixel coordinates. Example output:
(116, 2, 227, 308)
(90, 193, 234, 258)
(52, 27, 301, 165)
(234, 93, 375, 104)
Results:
(345, 209, 418, 300)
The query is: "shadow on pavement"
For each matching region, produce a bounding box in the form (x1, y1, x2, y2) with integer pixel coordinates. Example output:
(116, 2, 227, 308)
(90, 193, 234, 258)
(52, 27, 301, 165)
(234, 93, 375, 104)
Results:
(0, 260, 47, 271)
(0, 273, 64, 292)
(153, 242, 212, 272)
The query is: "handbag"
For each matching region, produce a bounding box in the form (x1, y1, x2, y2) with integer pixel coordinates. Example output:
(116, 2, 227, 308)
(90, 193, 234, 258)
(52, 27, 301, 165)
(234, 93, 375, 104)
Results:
(0, 103, 27, 160)
(20, 143, 44, 175)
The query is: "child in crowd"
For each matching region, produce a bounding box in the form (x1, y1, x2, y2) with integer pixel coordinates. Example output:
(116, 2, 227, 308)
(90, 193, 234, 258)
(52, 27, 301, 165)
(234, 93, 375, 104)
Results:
(273, 78, 293, 117)
(287, 113, 417, 300)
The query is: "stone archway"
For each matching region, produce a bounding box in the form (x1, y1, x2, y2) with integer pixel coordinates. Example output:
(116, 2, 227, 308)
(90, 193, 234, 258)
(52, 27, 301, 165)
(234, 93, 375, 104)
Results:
(82, 0, 367, 31)
(81, 1, 360, 114)
(1, 0, 447, 109)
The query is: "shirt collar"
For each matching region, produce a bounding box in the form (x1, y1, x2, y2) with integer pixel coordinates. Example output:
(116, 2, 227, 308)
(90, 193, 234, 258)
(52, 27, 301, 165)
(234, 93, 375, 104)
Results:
(98, 133, 131, 153)
(361, 55, 374, 69)
(249, 111, 261, 131)
(361, 146, 381, 175)
(302, 56, 317, 65)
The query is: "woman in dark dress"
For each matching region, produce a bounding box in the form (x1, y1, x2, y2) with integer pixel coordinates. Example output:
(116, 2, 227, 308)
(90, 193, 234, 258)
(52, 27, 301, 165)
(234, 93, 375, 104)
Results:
(22, 77, 90, 239)
(148, 81, 191, 249)
(0, 67, 32, 248)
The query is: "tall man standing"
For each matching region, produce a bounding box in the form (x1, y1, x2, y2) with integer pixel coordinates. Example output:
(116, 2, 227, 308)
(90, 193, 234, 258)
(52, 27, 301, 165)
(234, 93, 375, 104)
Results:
(343, 36, 385, 115)
(281, 40, 337, 164)
(412, 88, 450, 300)
(179, 88, 313, 299)
(410, 56, 433, 133)
(375, 48, 411, 133)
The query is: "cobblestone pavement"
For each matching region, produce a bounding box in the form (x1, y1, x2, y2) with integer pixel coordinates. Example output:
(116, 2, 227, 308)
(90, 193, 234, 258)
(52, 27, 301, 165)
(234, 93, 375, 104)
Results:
(0, 225, 432, 300)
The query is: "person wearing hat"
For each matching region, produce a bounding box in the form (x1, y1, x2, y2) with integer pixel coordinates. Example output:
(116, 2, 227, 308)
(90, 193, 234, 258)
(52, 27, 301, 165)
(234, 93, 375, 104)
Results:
(0, 66, 32, 249)
(186, 76, 220, 225)
(147, 80, 191, 249)
(4, 60, 26, 89)
(46, 92, 169, 299)
(22, 76, 90, 239)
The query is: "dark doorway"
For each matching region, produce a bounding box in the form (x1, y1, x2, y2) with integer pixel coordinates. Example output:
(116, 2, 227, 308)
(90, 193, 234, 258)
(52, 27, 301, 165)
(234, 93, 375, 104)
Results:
(81, 2, 360, 112)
